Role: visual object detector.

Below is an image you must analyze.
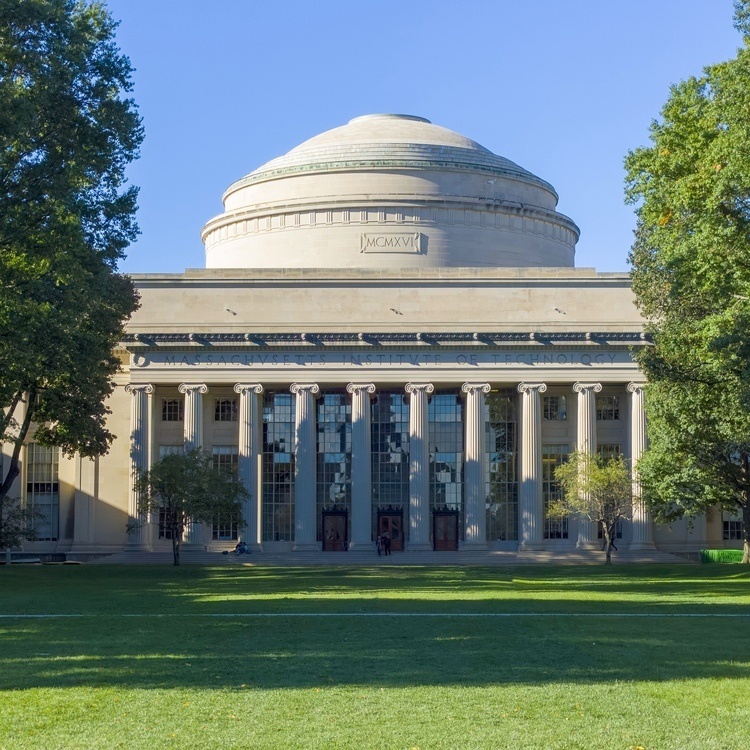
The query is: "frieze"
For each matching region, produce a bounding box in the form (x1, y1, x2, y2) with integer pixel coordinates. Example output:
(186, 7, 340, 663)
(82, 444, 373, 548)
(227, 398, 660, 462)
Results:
(131, 350, 635, 370)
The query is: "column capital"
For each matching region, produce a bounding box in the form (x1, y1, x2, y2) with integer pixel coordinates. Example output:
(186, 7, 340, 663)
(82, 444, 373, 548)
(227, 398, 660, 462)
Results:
(234, 383, 264, 395)
(178, 383, 208, 395)
(517, 382, 547, 394)
(125, 383, 154, 395)
(461, 382, 491, 396)
(346, 383, 376, 396)
(627, 382, 646, 394)
(573, 382, 602, 394)
(290, 382, 320, 396)
(405, 382, 434, 395)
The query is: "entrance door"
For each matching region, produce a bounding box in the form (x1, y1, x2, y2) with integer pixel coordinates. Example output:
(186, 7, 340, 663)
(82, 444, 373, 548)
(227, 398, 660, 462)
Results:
(322, 511, 348, 551)
(433, 510, 459, 551)
(377, 511, 404, 552)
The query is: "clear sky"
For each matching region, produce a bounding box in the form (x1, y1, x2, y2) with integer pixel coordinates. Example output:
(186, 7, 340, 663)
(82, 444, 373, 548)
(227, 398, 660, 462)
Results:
(106, 0, 742, 275)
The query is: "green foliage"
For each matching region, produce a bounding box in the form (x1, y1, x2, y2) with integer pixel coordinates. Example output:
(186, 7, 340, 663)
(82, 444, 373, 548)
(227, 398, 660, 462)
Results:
(0, 0, 142, 502)
(551, 451, 632, 563)
(700, 548, 744, 563)
(132, 450, 248, 565)
(624, 1, 750, 562)
(0, 494, 42, 550)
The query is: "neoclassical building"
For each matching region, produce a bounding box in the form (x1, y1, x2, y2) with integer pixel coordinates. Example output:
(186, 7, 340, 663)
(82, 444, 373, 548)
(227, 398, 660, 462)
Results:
(9, 114, 733, 558)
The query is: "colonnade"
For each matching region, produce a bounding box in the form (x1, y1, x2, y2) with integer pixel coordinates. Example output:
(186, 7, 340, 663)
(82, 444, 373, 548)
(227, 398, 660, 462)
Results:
(125, 379, 652, 552)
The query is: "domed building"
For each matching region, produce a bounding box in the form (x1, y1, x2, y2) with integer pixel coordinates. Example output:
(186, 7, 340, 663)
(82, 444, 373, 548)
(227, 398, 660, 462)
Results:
(11, 115, 733, 560)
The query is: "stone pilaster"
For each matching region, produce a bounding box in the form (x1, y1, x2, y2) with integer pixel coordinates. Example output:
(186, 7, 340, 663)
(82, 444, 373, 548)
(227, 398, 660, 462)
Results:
(178, 383, 208, 544)
(462, 382, 491, 549)
(178, 383, 208, 450)
(573, 382, 602, 549)
(234, 383, 264, 550)
(347, 383, 376, 549)
(405, 382, 434, 550)
(125, 384, 154, 550)
(518, 383, 546, 549)
(627, 382, 654, 550)
(290, 383, 320, 549)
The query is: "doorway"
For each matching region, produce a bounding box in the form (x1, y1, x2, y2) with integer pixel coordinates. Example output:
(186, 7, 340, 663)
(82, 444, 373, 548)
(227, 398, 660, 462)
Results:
(377, 510, 404, 552)
(322, 510, 348, 551)
(433, 510, 459, 551)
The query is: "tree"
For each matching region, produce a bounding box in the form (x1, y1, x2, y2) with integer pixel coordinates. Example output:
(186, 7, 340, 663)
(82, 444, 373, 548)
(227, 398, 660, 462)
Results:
(550, 451, 632, 564)
(1, 495, 43, 563)
(624, 2, 750, 562)
(132, 450, 248, 566)
(0, 1, 142, 527)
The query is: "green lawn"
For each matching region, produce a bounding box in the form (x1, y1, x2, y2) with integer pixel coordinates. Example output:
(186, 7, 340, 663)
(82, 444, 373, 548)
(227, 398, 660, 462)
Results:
(1, 564, 749, 749)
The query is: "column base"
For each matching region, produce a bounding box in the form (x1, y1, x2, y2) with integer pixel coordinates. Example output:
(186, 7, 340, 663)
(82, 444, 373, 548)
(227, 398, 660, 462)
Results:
(293, 542, 320, 551)
(347, 541, 374, 551)
(518, 542, 546, 552)
(629, 541, 656, 552)
(460, 541, 489, 551)
(124, 541, 152, 552)
(405, 543, 432, 551)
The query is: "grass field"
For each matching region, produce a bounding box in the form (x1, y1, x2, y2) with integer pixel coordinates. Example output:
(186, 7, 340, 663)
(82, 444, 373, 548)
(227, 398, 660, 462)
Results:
(1, 564, 749, 749)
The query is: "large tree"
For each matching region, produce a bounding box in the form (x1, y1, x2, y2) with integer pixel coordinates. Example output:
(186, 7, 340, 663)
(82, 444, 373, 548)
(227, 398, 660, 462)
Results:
(550, 451, 632, 565)
(625, 1, 750, 562)
(132, 450, 248, 566)
(0, 2, 142, 512)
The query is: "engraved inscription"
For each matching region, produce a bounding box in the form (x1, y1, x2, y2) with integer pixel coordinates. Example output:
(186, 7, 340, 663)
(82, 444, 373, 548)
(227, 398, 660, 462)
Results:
(361, 232, 421, 253)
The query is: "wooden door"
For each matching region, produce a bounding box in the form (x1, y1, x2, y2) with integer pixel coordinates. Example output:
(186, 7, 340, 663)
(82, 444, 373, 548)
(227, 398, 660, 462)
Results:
(377, 512, 404, 552)
(433, 511, 458, 551)
(322, 511, 348, 551)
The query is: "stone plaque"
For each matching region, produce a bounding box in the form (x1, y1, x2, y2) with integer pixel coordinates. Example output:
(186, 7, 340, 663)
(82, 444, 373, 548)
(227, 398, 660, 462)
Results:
(360, 232, 422, 253)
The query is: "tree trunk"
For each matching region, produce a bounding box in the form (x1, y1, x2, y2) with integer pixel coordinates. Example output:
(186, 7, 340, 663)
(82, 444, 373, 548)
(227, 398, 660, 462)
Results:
(602, 525, 613, 565)
(172, 534, 180, 566)
(742, 502, 750, 565)
(0, 387, 36, 499)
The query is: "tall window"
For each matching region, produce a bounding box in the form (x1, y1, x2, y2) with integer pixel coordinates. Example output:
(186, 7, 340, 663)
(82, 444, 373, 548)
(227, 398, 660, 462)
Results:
(486, 389, 518, 541)
(262, 392, 295, 542)
(162, 398, 184, 422)
(212, 445, 239, 540)
(543, 395, 567, 421)
(371, 391, 410, 539)
(214, 398, 237, 422)
(543, 444, 569, 539)
(723, 515, 744, 541)
(316, 391, 352, 541)
(596, 395, 620, 421)
(26, 443, 60, 541)
(429, 392, 463, 537)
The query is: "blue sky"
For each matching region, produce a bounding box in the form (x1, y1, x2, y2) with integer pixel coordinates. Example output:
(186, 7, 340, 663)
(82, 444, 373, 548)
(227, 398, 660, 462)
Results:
(106, 0, 742, 275)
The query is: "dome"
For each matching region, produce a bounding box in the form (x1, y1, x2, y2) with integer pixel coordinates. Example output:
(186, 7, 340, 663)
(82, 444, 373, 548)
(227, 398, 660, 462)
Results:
(202, 114, 579, 269)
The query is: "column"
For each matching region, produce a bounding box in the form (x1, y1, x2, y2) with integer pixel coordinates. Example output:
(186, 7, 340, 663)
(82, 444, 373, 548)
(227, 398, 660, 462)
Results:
(405, 382, 434, 550)
(178, 383, 208, 544)
(124, 384, 154, 550)
(291, 383, 319, 550)
(179, 383, 208, 449)
(462, 382, 491, 549)
(517, 383, 546, 550)
(627, 382, 654, 550)
(235, 383, 264, 550)
(573, 382, 602, 548)
(347, 383, 376, 549)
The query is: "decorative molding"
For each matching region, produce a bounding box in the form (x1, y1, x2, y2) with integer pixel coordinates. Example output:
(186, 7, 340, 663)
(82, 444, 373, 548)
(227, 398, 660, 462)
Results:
(405, 382, 435, 395)
(178, 383, 208, 395)
(125, 384, 154, 395)
(517, 382, 547, 394)
(573, 382, 603, 393)
(345, 383, 376, 395)
(290, 383, 320, 396)
(627, 382, 646, 394)
(233, 383, 264, 395)
(461, 382, 491, 395)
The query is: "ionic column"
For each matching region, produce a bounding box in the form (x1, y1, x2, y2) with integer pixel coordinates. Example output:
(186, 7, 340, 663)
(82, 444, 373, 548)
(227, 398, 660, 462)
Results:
(518, 383, 546, 549)
(628, 382, 654, 550)
(347, 383, 376, 549)
(178, 383, 208, 544)
(405, 382, 434, 550)
(462, 382, 491, 549)
(179, 383, 208, 450)
(235, 383, 264, 550)
(573, 382, 602, 548)
(125, 384, 154, 550)
(291, 383, 319, 550)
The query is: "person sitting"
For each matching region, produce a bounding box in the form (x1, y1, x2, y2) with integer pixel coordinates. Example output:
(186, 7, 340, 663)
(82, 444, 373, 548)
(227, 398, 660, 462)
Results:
(234, 540, 249, 555)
